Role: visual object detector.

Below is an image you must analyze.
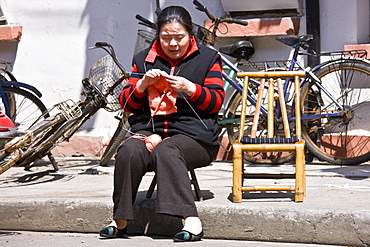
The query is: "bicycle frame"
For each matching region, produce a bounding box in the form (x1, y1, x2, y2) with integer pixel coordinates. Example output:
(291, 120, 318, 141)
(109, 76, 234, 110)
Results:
(1, 43, 128, 172)
(216, 42, 369, 126)
(208, 45, 268, 124)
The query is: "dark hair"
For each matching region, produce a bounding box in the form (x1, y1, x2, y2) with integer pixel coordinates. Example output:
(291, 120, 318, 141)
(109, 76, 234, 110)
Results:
(156, 6, 193, 37)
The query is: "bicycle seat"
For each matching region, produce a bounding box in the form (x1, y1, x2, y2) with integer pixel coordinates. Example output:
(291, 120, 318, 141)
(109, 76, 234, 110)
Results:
(219, 40, 255, 60)
(275, 34, 313, 49)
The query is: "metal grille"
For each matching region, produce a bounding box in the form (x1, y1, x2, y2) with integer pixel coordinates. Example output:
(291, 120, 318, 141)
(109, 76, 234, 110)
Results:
(56, 99, 82, 121)
(134, 29, 155, 57)
(244, 60, 300, 71)
(88, 55, 127, 112)
(318, 49, 368, 59)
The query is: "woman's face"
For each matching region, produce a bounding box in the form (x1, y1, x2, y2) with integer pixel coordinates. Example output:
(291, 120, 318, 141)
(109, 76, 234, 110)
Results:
(159, 22, 190, 60)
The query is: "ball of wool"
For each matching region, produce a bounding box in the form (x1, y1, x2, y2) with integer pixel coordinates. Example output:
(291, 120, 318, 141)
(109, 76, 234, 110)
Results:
(145, 134, 162, 152)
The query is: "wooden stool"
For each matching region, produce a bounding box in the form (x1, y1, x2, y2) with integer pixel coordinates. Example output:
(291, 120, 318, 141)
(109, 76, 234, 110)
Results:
(232, 71, 306, 202)
(146, 169, 203, 201)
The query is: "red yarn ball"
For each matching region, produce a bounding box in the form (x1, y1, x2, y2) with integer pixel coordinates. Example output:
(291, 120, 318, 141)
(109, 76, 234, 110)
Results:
(145, 134, 162, 152)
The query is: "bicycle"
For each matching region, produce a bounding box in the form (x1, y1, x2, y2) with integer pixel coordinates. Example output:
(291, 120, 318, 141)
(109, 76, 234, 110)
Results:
(191, 0, 370, 165)
(0, 43, 129, 175)
(0, 60, 48, 143)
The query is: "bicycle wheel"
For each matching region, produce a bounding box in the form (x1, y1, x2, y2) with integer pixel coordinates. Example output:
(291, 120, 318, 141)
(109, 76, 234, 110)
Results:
(16, 106, 94, 170)
(1, 86, 48, 132)
(99, 119, 129, 166)
(0, 114, 65, 175)
(301, 59, 370, 165)
(226, 86, 295, 164)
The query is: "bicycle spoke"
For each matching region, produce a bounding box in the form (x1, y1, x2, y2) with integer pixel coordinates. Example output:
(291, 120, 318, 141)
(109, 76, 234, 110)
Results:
(302, 59, 370, 165)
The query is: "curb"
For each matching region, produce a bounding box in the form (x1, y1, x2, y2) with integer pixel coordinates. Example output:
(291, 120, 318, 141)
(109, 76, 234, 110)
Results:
(1, 198, 369, 246)
(1, 158, 370, 246)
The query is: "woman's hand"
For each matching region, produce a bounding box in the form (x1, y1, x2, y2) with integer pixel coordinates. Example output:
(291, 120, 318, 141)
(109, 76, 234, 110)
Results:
(137, 69, 169, 93)
(166, 75, 196, 96)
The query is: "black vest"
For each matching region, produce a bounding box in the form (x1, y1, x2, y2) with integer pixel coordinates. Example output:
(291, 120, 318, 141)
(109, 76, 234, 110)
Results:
(129, 44, 221, 149)
(134, 45, 219, 113)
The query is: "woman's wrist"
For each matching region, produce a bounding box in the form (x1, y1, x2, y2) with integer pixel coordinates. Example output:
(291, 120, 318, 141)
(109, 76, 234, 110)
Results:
(184, 83, 197, 97)
(137, 79, 147, 93)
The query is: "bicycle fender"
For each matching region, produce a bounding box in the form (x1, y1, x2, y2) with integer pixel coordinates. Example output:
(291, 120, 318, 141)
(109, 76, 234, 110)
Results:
(2, 81, 43, 98)
(311, 56, 370, 73)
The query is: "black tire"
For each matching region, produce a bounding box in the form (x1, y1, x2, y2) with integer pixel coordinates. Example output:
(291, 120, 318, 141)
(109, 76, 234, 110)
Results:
(1, 86, 48, 133)
(17, 108, 94, 169)
(225, 89, 295, 164)
(0, 114, 65, 175)
(18, 118, 66, 170)
(99, 120, 129, 166)
(0, 151, 12, 174)
(0, 86, 48, 165)
(301, 59, 370, 165)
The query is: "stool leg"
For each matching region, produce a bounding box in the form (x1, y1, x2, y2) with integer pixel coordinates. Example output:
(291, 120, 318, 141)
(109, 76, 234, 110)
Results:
(146, 171, 203, 201)
(146, 174, 157, 199)
(232, 145, 243, 203)
(294, 140, 306, 202)
(190, 169, 203, 201)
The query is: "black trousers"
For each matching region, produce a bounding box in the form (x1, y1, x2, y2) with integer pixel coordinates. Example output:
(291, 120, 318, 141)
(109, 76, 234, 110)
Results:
(112, 130, 214, 220)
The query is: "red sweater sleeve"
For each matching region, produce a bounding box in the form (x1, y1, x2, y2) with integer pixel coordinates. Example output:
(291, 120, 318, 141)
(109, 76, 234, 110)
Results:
(188, 57, 225, 113)
(119, 64, 147, 113)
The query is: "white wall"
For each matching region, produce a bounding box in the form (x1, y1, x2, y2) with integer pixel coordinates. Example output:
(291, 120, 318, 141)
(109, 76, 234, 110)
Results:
(0, 0, 223, 141)
(320, 0, 370, 52)
(0, 0, 368, 143)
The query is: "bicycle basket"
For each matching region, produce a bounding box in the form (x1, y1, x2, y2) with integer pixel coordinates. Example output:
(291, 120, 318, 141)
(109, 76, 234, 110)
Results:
(244, 60, 300, 71)
(134, 29, 156, 57)
(88, 55, 128, 112)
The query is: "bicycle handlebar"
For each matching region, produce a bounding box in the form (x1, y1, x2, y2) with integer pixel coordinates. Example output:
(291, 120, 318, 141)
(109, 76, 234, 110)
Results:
(92, 42, 126, 74)
(94, 42, 109, 47)
(193, 0, 248, 26)
(135, 14, 156, 30)
(135, 1, 248, 46)
(193, 0, 213, 20)
(90, 42, 130, 95)
(223, 18, 249, 26)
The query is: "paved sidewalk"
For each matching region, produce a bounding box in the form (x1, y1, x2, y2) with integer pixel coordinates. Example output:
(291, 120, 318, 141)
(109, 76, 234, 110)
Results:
(0, 157, 369, 246)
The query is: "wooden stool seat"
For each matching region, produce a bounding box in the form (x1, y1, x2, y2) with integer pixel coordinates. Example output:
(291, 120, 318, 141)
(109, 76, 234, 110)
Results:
(232, 71, 306, 203)
(241, 137, 299, 144)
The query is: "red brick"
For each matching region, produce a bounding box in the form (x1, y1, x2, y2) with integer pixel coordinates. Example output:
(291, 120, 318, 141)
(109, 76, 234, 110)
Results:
(0, 25, 23, 41)
(344, 44, 370, 59)
(204, 17, 300, 37)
